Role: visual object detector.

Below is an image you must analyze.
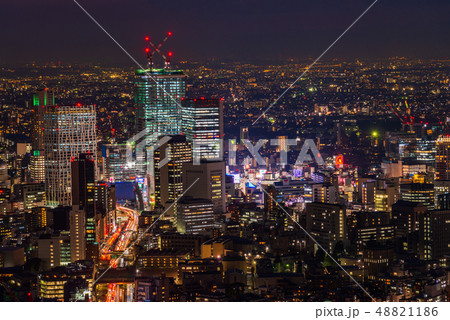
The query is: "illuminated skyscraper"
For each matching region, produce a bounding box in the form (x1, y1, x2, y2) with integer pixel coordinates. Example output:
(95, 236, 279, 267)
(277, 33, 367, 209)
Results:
(71, 153, 97, 261)
(32, 88, 55, 151)
(436, 135, 450, 180)
(135, 68, 185, 149)
(154, 135, 192, 216)
(183, 160, 226, 214)
(182, 98, 223, 160)
(30, 150, 45, 183)
(44, 105, 97, 207)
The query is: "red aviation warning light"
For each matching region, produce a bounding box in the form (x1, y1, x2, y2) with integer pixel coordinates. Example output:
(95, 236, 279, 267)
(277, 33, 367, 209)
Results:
(144, 31, 174, 70)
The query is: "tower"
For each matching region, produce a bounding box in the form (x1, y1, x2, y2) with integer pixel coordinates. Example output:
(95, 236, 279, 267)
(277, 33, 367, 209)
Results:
(182, 98, 224, 160)
(32, 88, 55, 151)
(44, 104, 97, 207)
(71, 153, 97, 261)
(154, 135, 192, 217)
(436, 135, 450, 180)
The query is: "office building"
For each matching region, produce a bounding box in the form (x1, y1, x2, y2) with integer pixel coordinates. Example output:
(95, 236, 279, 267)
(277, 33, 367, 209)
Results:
(30, 150, 45, 183)
(419, 209, 450, 260)
(176, 196, 215, 234)
(44, 104, 97, 207)
(37, 232, 71, 269)
(70, 205, 86, 262)
(32, 88, 55, 151)
(102, 144, 133, 182)
(154, 135, 192, 216)
(183, 160, 226, 214)
(71, 153, 97, 260)
(135, 68, 185, 180)
(436, 135, 450, 180)
(400, 183, 435, 210)
(305, 202, 346, 252)
(182, 98, 223, 160)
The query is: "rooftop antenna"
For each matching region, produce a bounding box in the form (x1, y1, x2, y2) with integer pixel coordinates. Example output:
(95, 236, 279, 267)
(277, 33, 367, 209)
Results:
(144, 31, 173, 70)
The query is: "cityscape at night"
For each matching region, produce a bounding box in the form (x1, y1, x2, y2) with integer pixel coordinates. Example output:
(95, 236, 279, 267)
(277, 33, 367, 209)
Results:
(1, 0, 450, 316)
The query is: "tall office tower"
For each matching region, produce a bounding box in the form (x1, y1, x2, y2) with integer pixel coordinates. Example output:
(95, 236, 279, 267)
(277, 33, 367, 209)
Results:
(71, 153, 97, 260)
(30, 150, 45, 182)
(400, 183, 435, 210)
(70, 205, 86, 262)
(96, 183, 116, 238)
(154, 135, 192, 215)
(419, 209, 450, 260)
(181, 98, 223, 160)
(32, 88, 55, 151)
(176, 196, 215, 234)
(102, 144, 133, 182)
(44, 104, 96, 207)
(436, 135, 450, 180)
(305, 202, 347, 253)
(392, 200, 427, 252)
(135, 68, 185, 179)
(183, 160, 226, 214)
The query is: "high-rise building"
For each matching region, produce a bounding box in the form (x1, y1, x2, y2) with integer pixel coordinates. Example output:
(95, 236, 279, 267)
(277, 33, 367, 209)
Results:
(419, 209, 450, 260)
(135, 68, 185, 182)
(436, 135, 450, 180)
(305, 202, 347, 252)
(70, 205, 86, 262)
(176, 196, 215, 234)
(102, 144, 133, 182)
(400, 183, 435, 210)
(32, 88, 55, 151)
(135, 68, 185, 137)
(30, 150, 45, 183)
(183, 160, 226, 214)
(154, 135, 192, 216)
(71, 153, 97, 260)
(181, 98, 223, 160)
(44, 104, 97, 207)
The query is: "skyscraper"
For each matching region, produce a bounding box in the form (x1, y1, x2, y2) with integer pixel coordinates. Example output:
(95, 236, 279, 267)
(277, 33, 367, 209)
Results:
(71, 153, 97, 261)
(135, 68, 185, 136)
(183, 160, 226, 214)
(44, 104, 96, 206)
(154, 135, 192, 216)
(32, 88, 55, 151)
(182, 98, 223, 160)
(30, 150, 45, 183)
(436, 135, 450, 180)
(135, 68, 185, 177)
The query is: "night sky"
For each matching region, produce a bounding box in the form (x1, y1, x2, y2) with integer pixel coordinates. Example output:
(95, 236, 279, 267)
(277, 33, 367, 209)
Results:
(1, 0, 449, 65)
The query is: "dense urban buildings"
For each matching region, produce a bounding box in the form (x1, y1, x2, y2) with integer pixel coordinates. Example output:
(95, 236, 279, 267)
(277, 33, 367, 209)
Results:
(1, 37, 450, 305)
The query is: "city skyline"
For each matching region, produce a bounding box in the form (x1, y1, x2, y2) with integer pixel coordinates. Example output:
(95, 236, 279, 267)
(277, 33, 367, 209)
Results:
(1, 0, 450, 309)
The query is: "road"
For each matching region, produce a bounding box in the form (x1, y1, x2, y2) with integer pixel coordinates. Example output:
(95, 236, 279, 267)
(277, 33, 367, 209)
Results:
(100, 205, 139, 302)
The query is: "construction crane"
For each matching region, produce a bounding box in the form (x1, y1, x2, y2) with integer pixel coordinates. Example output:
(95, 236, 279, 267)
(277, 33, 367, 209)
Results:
(144, 32, 173, 70)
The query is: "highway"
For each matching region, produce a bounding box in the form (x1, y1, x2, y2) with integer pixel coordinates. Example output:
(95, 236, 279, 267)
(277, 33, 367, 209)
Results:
(100, 205, 139, 302)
